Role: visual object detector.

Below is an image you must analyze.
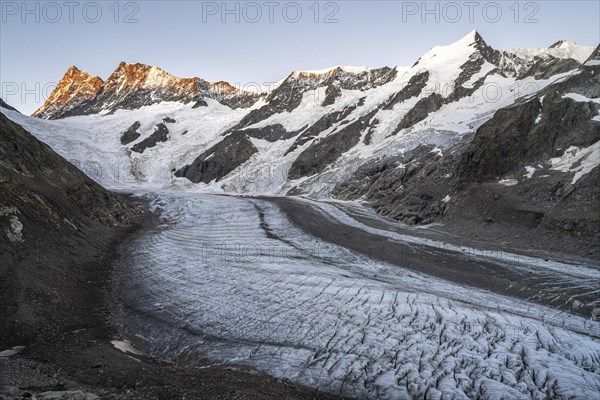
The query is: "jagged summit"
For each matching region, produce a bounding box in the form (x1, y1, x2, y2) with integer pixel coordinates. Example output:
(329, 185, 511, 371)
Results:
(457, 29, 480, 46)
(549, 40, 572, 49)
(33, 62, 260, 119)
(65, 65, 80, 74)
(291, 66, 370, 79)
(435, 29, 486, 51)
(411, 30, 497, 70)
(62, 65, 102, 83)
(101, 62, 198, 94)
(407, 30, 500, 93)
(33, 32, 596, 119)
(32, 66, 103, 119)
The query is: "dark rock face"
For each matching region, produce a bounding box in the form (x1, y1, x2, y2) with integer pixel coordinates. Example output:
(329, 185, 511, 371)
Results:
(163, 116, 176, 123)
(457, 99, 543, 183)
(395, 93, 444, 132)
(175, 132, 258, 183)
(334, 58, 600, 247)
(452, 56, 498, 100)
(229, 67, 396, 134)
(362, 118, 380, 145)
(198, 80, 262, 109)
(217, 68, 384, 148)
(382, 71, 429, 110)
(498, 52, 583, 80)
(472, 31, 502, 65)
(458, 61, 600, 184)
(131, 123, 170, 153)
(192, 99, 208, 108)
(92, 89, 192, 117)
(523, 57, 581, 80)
(229, 74, 326, 133)
(288, 125, 359, 179)
(333, 143, 463, 224)
(288, 111, 376, 180)
(120, 121, 141, 145)
(241, 124, 295, 142)
(285, 103, 360, 155)
(0, 113, 140, 345)
(321, 67, 397, 106)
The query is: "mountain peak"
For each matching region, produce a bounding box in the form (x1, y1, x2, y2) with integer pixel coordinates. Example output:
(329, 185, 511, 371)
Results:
(101, 62, 197, 96)
(466, 29, 479, 41)
(422, 29, 489, 55)
(454, 29, 492, 52)
(109, 61, 154, 79)
(33, 62, 255, 118)
(453, 29, 481, 47)
(290, 66, 370, 79)
(549, 40, 569, 49)
(412, 29, 496, 71)
(32, 66, 103, 118)
(62, 65, 98, 81)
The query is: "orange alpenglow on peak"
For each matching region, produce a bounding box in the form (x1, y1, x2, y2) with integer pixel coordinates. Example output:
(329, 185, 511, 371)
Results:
(32, 66, 103, 118)
(32, 62, 247, 119)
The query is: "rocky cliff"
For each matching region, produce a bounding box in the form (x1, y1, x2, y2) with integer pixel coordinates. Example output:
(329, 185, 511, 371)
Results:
(334, 45, 600, 255)
(0, 112, 141, 345)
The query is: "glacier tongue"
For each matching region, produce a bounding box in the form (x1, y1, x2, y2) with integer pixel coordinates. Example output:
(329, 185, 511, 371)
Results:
(119, 191, 600, 399)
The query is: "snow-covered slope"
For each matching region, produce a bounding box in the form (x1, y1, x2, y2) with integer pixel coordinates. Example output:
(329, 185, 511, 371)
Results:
(10, 31, 597, 198)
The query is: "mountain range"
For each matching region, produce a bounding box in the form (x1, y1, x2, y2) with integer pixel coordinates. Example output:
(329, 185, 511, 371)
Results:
(4, 29, 600, 253)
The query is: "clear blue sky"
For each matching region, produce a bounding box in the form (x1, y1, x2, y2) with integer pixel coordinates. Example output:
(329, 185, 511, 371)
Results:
(1, 0, 599, 115)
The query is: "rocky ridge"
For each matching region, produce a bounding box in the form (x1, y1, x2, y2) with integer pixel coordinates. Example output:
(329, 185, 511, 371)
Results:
(24, 32, 600, 256)
(33, 63, 262, 119)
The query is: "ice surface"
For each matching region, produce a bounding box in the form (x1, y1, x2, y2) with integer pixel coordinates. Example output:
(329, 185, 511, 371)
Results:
(119, 192, 600, 399)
